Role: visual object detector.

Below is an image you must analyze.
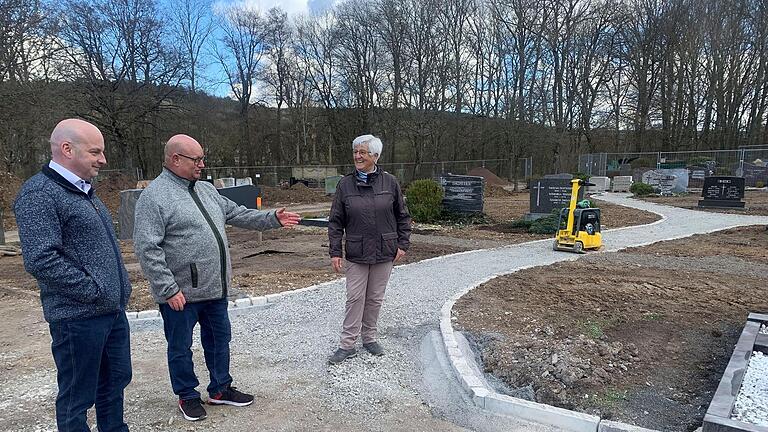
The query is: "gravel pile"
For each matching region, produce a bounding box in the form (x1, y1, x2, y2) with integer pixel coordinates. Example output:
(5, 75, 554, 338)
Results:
(732, 351, 768, 426)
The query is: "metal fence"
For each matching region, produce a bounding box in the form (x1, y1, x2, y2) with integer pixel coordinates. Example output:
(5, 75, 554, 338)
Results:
(202, 158, 533, 188)
(579, 149, 768, 187)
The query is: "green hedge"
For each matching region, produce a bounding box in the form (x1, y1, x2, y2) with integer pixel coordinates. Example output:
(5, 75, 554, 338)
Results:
(405, 179, 444, 223)
(630, 182, 656, 196)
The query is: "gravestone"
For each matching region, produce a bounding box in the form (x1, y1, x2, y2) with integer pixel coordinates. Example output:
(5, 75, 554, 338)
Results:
(611, 176, 632, 192)
(118, 189, 143, 240)
(439, 174, 484, 214)
(642, 169, 689, 193)
(235, 177, 253, 186)
(657, 175, 675, 196)
(736, 162, 768, 187)
(527, 178, 582, 218)
(698, 176, 745, 208)
(218, 185, 262, 209)
(0, 208, 4, 245)
(587, 176, 610, 193)
(214, 177, 235, 188)
(325, 175, 343, 195)
(544, 173, 573, 180)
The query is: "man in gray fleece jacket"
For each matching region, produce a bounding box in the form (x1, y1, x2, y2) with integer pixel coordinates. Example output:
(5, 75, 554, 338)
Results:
(133, 134, 300, 422)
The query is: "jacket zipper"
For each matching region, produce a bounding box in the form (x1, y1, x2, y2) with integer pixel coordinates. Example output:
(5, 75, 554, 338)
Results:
(90, 196, 127, 309)
(187, 183, 228, 298)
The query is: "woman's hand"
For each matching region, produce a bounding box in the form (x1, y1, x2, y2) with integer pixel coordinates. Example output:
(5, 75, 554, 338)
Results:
(332, 257, 343, 273)
(394, 248, 406, 262)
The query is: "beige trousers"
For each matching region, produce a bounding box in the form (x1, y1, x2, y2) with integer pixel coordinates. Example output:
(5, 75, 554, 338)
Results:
(339, 260, 394, 350)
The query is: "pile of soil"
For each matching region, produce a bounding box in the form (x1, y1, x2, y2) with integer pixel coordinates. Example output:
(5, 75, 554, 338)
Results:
(455, 226, 768, 431)
(467, 167, 509, 185)
(484, 184, 515, 198)
(94, 173, 137, 218)
(0, 171, 24, 229)
(261, 184, 331, 205)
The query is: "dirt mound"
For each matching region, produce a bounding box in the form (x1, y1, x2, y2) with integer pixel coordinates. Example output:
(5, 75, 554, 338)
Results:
(484, 183, 514, 198)
(261, 185, 331, 205)
(467, 167, 509, 186)
(94, 172, 137, 219)
(0, 171, 24, 229)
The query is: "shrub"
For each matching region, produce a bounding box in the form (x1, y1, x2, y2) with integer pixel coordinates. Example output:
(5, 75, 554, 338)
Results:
(630, 182, 656, 196)
(529, 214, 560, 234)
(406, 179, 444, 223)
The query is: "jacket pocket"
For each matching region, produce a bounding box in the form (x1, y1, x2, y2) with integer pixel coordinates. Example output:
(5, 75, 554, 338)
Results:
(190, 263, 198, 288)
(381, 232, 398, 258)
(344, 234, 363, 260)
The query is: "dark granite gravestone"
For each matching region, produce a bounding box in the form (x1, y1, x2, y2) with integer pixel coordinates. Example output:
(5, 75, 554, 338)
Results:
(528, 178, 583, 216)
(698, 176, 745, 208)
(439, 174, 484, 214)
(217, 185, 262, 209)
(0, 208, 4, 245)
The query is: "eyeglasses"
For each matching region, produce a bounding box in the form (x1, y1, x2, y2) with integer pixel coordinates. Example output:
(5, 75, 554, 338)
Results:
(177, 153, 206, 165)
(352, 149, 371, 156)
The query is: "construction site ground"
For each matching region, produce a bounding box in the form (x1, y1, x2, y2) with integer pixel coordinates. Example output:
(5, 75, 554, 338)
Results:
(0, 176, 767, 431)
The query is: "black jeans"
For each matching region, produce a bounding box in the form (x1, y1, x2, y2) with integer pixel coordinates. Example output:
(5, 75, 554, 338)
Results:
(49, 312, 132, 432)
(159, 298, 232, 400)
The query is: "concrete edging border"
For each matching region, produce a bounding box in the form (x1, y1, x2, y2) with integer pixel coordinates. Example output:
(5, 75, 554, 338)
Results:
(124, 278, 345, 323)
(439, 267, 661, 432)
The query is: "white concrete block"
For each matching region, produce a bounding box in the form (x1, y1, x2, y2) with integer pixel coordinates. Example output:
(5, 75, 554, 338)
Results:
(471, 387, 491, 408)
(266, 293, 283, 303)
(228, 301, 236, 308)
(484, 394, 600, 432)
(251, 296, 267, 306)
(460, 373, 485, 392)
(588, 176, 611, 192)
(598, 420, 660, 432)
(137, 310, 159, 319)
(124, 311, 138, 320)
(234, 298, 252, 307)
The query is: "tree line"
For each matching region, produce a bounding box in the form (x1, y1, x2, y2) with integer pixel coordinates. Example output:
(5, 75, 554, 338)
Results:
(2, 0, 768, 179)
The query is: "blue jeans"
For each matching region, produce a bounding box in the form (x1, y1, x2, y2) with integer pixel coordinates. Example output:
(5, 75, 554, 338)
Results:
(159, 298, 232, 400)
(49, 312, 132, 432)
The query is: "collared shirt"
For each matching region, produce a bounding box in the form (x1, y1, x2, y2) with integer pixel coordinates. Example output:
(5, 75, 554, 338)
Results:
(49, 160, 91, 194)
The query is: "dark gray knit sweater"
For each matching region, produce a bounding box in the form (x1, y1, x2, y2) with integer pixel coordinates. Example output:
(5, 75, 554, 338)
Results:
(13, 166, 132, 323)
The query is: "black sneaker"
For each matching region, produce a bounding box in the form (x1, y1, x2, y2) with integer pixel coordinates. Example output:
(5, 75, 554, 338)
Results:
(208, 386, 254, 407)
(179, 398, 207, 421)
(363, 342, 385, 356)
(328, 347, 357, 365)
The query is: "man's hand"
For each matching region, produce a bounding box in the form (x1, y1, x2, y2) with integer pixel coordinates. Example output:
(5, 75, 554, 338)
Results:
(276, 208, 301, 228)
(331, 257, 343, 273)
(394, 248, 406, 262)
(167, 291, 186, 311)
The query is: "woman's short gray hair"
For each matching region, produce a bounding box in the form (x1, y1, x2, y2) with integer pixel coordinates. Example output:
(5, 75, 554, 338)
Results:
(352, 134, 383, 158)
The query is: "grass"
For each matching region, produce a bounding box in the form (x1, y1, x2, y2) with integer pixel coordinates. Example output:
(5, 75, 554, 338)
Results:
(593, 387, 629, 409)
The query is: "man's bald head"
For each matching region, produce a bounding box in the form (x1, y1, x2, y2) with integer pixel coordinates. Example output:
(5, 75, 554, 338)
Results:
(50, 119, 102, 157)
(49, 118, 106, 180)
(164, 134, 205, 180)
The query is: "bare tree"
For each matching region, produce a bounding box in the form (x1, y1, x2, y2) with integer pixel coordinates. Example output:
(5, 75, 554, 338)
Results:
(172, 0, 214, 93)
(213, 4, 267, 164)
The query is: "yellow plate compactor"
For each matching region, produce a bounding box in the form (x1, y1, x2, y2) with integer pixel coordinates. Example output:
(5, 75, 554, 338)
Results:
(553, 179, 602, 253)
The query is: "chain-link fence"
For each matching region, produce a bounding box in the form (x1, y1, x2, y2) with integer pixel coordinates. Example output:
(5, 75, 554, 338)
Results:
(579, 149, 768, 187)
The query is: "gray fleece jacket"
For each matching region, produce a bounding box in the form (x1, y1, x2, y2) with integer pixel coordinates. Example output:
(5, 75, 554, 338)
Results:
(133, 168, 282, 304)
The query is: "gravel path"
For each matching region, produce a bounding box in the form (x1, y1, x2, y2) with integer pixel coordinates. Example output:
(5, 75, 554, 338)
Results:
(5, 193, 768, 431)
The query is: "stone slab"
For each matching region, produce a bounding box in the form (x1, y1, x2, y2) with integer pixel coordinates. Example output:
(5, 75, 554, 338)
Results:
(484, 393, 600, 432)
(599, 420, 660, 432)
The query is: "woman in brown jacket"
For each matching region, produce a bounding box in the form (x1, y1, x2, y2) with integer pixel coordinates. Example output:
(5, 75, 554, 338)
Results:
(327, 134, 412, 365)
